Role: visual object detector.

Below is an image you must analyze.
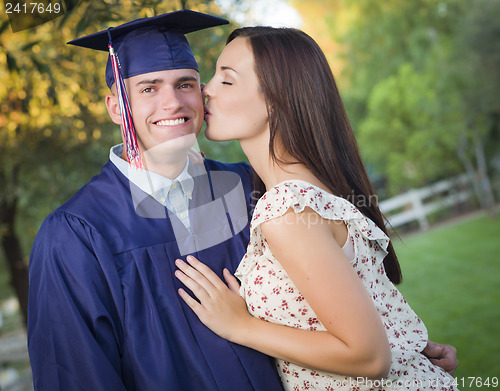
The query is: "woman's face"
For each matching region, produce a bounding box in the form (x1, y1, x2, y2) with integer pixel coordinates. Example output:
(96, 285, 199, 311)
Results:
(203, 37, 269, 142)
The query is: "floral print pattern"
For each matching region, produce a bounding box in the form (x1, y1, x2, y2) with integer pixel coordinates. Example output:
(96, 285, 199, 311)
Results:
(235, 180, 458, 391)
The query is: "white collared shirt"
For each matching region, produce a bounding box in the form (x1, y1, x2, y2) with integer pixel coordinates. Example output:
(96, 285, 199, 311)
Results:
(109, 144, 194, 231)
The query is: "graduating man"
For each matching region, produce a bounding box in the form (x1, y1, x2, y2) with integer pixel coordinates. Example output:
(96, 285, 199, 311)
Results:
(27, 10, 284, 391)
(27, 9, 458, 391)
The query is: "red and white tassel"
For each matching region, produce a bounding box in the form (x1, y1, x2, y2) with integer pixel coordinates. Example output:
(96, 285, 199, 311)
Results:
(108, 41, 143, 169)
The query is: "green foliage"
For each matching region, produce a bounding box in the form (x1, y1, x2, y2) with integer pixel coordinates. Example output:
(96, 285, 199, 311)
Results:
(395, 213, 500, 388)
(455, 0, 500, 118)
(188, 19, 234, 85)
(451, 0, 500, 170)
(1, 2, 119, 255)
(339, 0, 465, 129)
(313, 0, 500, 198)
(197, 128, 247, 163)
(358, 63, 463, 194)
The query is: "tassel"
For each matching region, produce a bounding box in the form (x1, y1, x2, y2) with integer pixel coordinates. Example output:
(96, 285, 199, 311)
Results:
(107, 29, 143, 169)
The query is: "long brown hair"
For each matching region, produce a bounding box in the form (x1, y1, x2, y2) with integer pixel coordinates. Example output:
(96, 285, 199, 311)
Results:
(227, 27, 402, 284)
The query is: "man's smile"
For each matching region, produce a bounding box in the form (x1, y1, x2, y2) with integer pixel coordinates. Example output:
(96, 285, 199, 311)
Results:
(153, 117, 188, 126)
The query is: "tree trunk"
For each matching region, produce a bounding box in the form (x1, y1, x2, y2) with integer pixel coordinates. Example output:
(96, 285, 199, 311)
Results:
(458, 132, 485, 207)
(457, 127, 497, 215)
(1, 198, 29, 327)
(0, 164, 29, 327)
(1, 201, 29, 325)
(474, 130, 497, 215)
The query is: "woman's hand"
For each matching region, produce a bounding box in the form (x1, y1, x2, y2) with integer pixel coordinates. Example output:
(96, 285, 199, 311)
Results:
(175, 255, 253, 343)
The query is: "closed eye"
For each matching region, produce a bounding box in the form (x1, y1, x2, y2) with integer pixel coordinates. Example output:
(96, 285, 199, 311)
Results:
(222, 81, 232, 86)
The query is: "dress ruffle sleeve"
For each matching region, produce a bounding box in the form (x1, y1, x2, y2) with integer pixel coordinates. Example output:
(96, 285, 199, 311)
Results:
(236, 180, 389, 280)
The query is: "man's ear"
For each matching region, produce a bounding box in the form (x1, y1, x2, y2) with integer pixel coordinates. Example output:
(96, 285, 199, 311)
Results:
(105, 93, 122, 125)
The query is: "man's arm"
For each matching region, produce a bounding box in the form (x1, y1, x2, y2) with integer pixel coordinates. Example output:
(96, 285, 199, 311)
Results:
(28, 212, 126, 391)
(423, 340, 459, 375)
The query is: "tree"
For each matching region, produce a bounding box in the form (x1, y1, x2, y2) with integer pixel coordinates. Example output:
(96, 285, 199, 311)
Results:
(349, 0, 500, 205)
(295, 0, 499, 205)
(358, 63, 463, 195)
(334, 0, 465, 131)
(452, 0, 500, 213)
(0, 4, 116, 323)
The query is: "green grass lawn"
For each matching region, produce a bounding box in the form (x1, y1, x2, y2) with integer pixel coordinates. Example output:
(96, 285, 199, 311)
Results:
(393, 212, 500, 390)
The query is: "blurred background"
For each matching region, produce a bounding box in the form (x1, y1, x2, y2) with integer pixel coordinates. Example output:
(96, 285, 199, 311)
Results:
(0, 0, 498, 390)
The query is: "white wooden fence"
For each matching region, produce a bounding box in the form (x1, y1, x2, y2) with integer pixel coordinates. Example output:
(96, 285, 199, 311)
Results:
(379, 174, 472, 230)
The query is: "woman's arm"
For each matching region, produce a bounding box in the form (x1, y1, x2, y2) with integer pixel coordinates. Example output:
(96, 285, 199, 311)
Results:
(175, 207, 391, 379)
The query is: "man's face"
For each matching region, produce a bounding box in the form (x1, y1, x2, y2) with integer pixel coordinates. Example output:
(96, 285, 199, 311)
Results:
(124, 68, 204, 153)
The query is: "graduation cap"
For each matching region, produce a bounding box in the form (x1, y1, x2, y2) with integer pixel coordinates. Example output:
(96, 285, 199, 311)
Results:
(68, 10, 229, 168)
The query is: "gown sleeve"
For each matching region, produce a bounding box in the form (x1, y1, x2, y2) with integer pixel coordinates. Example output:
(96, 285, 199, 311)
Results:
(28, 211, 127, 391)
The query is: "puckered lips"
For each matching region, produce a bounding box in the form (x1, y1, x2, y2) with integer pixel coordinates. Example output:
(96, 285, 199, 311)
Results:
(204, 107, 211, 121)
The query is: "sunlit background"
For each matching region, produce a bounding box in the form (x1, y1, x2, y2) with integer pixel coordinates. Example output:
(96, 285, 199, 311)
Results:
(0, 1, 499, 389)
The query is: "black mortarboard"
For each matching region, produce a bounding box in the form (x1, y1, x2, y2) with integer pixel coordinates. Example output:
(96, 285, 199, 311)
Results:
(68, 9, 229, 88)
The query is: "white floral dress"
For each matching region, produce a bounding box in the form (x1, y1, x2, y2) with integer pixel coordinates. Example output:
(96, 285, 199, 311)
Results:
(235, 180, 458, 391)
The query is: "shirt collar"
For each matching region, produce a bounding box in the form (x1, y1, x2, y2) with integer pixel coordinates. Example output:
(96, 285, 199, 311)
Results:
(110, 144, 194, 200)
(175, 161, 194, 199)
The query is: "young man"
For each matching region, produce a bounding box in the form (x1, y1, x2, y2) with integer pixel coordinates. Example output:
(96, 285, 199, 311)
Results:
(27, 10, 284, 391)
(27, 9, 458, 391)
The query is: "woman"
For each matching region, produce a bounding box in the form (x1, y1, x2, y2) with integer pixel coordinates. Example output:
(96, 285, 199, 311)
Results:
(175, 27, 459, 390)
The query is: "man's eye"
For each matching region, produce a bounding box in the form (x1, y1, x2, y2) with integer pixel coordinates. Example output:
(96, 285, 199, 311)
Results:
(179, 83, 193, 89)
(142, 87, 154, 93)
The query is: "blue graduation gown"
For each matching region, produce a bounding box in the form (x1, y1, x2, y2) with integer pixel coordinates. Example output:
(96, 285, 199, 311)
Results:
(28, 159, 284, 391)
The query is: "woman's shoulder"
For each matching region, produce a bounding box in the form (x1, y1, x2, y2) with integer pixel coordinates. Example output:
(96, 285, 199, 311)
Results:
(252, 180, 390, 251)
(252, 179, 362, 226)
